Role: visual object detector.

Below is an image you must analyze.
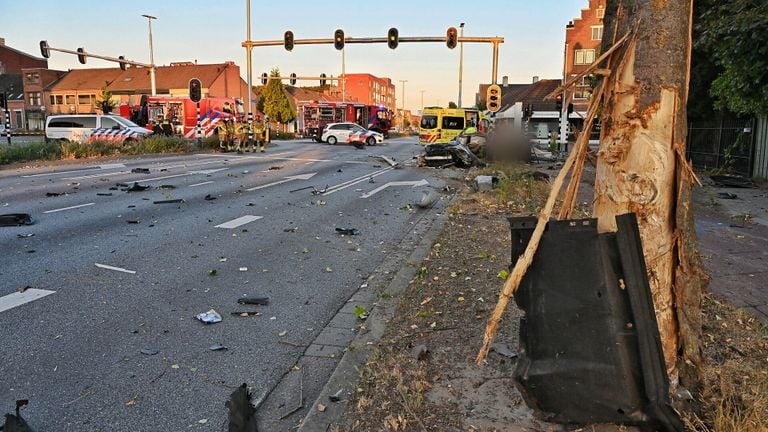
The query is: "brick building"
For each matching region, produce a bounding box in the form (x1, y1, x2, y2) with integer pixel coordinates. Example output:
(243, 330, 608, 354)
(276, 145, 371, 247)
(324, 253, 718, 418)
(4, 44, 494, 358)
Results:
(564, 0, 606, 113)
(340, 73, 395, 112)
(22, 68, 67, 130)
(0, 37, 47, 75)
(1, 37, 50, 130)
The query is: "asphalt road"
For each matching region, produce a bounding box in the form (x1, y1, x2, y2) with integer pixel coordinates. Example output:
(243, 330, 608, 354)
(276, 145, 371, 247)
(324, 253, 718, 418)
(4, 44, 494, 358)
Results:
(0, 136, 452, 431)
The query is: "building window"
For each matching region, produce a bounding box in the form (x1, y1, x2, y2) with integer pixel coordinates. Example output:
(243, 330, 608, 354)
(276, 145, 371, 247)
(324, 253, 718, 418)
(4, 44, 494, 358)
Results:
(592, 26, 604, 41)
(574, 87, 592, 100)
(25, 72, 40, 83)
(78, 94, 94, 105)
(50, 94, 64, 105)
(596, 7, 605, 19)
(574, 49, 596, 65)
(28, 92, 42, 106)
(65, 94, 76, 105)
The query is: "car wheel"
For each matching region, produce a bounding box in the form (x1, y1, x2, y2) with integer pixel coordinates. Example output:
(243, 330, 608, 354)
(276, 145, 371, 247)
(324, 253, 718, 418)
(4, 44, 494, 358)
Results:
(366, 136, 376, 146)
(327, 136, 337, 145)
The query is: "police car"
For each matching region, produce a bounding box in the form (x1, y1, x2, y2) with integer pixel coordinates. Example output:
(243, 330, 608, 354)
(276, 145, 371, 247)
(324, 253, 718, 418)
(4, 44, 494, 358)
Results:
(321, 122, 383, 146)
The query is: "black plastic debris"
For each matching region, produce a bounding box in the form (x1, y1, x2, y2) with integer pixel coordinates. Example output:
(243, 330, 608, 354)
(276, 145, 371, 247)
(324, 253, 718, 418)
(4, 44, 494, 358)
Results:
(329, 389, 344, 402)
(123, 182, 150, 192)
(311, 185, 328, 195)
(140, 347, 160, 355)
(204, 194, 217, 201)
(268, 166, 282, 170)
(336, 228, 360, 236)
(109, 187, 118, 191)
(159, 185, 176, 189)
(127, 220, 140, 224)
(153, 199, 184, 204)
(45, 192, 61, 197)
(490, 342, 518, 359)
(97, 192, 113, 196)
(509, 214, 683, 431)
(717, 192, 738, 199)
(0, 213, 33, 226)
(116, 182, 129, 188)
(2, 399, 34, 432)
(237, 297, 269, 306)
(226, 384, 258, 431)
(131, 168, 150, 174)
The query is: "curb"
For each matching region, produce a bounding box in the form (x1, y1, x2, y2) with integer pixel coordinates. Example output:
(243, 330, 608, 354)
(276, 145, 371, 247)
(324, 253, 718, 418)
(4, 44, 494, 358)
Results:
(297, 203, 452, 432)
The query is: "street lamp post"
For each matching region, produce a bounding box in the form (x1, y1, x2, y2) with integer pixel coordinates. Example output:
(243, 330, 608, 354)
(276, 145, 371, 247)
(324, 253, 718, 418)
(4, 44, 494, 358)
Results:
(458, 22, 465, 108)
(142, 14, 157, 96)
(399, 80, 407, 129)
(245, 0, 254, 145)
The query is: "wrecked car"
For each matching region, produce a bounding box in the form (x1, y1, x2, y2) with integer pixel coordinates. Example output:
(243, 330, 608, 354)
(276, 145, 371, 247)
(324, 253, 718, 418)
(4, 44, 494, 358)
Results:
(423, 132, 485, 168)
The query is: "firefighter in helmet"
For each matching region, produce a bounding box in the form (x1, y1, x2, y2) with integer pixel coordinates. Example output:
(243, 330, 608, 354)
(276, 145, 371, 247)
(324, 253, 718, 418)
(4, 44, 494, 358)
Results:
(234, 115, 250, 153)
(251, 114, 264, 152)
(262, 115, 271, 153)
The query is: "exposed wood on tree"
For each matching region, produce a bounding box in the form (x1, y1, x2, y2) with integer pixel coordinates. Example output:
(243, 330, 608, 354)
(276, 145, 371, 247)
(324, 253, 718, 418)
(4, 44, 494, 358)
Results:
(595, 0, 705, 387)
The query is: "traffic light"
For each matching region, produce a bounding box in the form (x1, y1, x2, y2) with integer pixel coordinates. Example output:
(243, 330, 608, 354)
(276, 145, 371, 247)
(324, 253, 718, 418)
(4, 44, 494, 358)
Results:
(261, 72, 268, 85)
(334, 29, 345, 50)
(189, 78, 202, 103)
(0, 93, 6, 110)
(319, 73, 327, 87)
(284, 30, 294, 51)
(77, 47, 86, 64)
(289, 73, 297, 86)
(486, 84, 501, 113)
(523, 103, 532, 118)
(555, 94, 563, 112)
(567, 102, 574, 116)
(446, 27, 458, 49)
(118, 55, 127, 71)
(387, 28, 399, 49)
(39, 40, 50, 59)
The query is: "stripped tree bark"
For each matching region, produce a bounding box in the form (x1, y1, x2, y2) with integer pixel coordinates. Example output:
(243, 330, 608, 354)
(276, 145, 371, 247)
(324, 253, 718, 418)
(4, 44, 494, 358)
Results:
(594, 0, 706, 388)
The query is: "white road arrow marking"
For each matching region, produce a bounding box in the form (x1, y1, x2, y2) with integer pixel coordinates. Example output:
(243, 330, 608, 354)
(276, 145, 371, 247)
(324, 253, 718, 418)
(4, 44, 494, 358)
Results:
(0, 289, 56, 313)
(215, 215, 263, 229)
(245, 172, 317, 192)
(360, 179, 429, 198)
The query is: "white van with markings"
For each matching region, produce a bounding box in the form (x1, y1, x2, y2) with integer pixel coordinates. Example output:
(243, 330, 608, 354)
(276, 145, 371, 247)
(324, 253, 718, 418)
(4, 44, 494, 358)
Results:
(45, 114, 152, 144)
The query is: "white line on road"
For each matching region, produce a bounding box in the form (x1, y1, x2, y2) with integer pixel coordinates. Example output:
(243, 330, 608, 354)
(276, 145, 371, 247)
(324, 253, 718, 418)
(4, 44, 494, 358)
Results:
(0, 289, 56, 313)
(22, 164, 126, 178)
(43, 202, 95, 214)
(121, 168, 228, 184)
(215, 215, 263, 229)
(189, 181, 215, 187)
(245, 172, 317, 192)
(95, 263, 137, 274)
(322, 167, 395, 196)
(361, 179, 430, 198)
(202, 153, 369, 165)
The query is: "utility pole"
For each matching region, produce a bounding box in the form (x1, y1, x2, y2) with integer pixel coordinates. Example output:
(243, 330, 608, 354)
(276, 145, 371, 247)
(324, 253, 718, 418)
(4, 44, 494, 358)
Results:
(458, 22, 465, 108)
(341, 45, 346, 102)
(141, 14, 157, 96)
(244, 0, 253, 145)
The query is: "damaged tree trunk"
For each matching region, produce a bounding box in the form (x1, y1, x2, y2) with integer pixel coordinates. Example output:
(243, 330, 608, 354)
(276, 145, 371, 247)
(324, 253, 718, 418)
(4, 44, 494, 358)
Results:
(595, 0, 706, 388)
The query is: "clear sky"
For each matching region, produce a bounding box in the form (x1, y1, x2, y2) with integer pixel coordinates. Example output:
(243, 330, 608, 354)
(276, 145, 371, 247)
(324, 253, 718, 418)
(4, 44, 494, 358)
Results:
(2, 0, 589, 112)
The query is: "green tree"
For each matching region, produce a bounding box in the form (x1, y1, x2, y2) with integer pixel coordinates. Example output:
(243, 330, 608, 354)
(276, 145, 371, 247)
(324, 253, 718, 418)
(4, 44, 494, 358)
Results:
(262, 68, 296, 125)
(448, 101, 458, 109)
(694, 0, 768, 116)
(95, 82, 117, 114)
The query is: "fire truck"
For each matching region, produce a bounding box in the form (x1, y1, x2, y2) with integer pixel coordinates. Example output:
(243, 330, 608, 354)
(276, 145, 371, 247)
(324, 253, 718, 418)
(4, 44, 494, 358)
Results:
(298, 101, 393, 142)
(119, 95, 243, 138)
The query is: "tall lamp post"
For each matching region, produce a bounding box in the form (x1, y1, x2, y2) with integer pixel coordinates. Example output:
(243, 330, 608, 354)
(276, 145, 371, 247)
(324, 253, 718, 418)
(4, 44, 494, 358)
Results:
(245, 0, 254, 144)
(458, 22, 465, 108)
(141, 14, 157, 96)
(399, 80, 407, 129)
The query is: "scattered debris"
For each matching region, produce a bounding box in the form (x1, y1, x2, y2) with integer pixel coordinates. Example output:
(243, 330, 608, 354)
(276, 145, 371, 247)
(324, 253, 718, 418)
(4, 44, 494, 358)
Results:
(3, 400, 33, 431)
(268, 166, 282, 170)
(208, 269, 217, 276)
(116, 182, 129, 187)
(153, 199, 184, 204)
(329, 389, 344, 403)
(0, 213, 33, 226)
(289, 185, 314, 193)
(324, 267, 333, 273)
(410, 344, 429, 361)
(209, 343, 228, 351)
(336, 227, 360, 236)
(376, 155, 399, 168)
(474, 175, 498, 192)
(232, 311, 262, 317)
(127, 220, 140, 224)
(529, 171, 551, 182)
(709, 174, 757, 188)
(354, 305, 369, 320)
(312, 185, 329, 195)
(337, 168, 343, 173)
(237, 297, 269, 306)
(239, 267, 248, 272)
(159, 185, 176, 189)
(245, 202, 255, 206)
(279, 369, 304, 420)
(131, 168, 151, 174)
(369, 177, 375, 183)
(46, 192, 62, 197)
(417, 190, 439, 209)
(16, 286, 31, 293)
(195, 309, 222, 324)
(717, 192, 738, 199)
(490, 342, 518, 359)
(317, 403, 327, 413)
(283, 227, 299, 233)
(400, 204, 413, 211)
(123, 182, 150, 192)
(140, 347, 160, 356)
(204, 194, 217, 201)
(96, 192, 113, 196)
(16, 233, 34, 238)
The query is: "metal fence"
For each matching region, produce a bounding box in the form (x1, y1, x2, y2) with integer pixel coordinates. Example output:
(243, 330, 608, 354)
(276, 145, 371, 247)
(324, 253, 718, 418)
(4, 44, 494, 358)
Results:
(686, 118, 755, 177)
(753, 116, 768, 179)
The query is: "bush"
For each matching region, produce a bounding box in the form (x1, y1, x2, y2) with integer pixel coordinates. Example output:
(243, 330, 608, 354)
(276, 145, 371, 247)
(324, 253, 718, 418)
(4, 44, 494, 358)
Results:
(0, 141, 62, 164)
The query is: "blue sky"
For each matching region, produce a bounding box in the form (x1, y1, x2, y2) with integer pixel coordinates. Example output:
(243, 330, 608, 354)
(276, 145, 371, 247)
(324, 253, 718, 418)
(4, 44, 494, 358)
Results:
(2, 0, 589, 111)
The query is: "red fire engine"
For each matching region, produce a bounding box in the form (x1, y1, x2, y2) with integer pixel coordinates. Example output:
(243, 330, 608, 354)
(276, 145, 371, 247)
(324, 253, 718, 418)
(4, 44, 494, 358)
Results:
(118, 96, 243, 138)
(298, 101, 393, 142)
